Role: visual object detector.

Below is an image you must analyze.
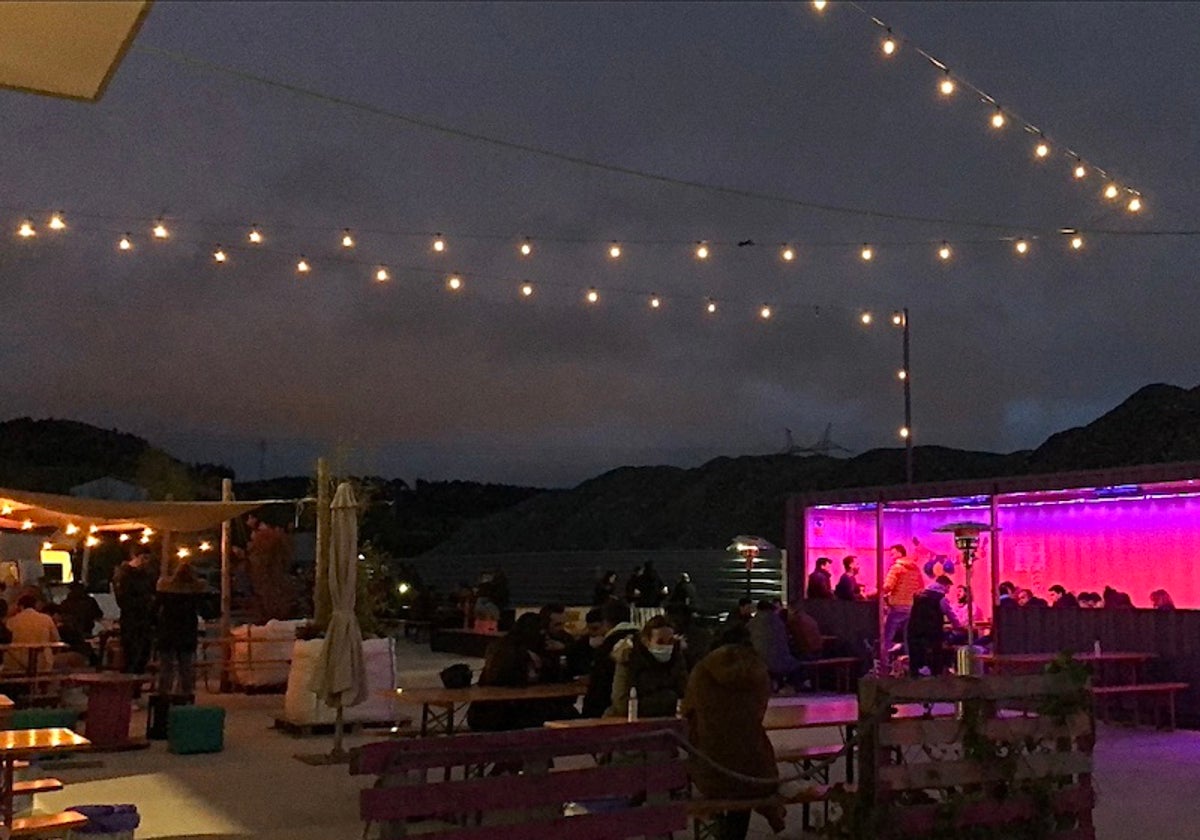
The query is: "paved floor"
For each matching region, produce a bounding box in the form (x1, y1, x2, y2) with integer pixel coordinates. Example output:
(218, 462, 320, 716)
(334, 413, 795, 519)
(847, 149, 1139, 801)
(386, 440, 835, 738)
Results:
(24, 640, 1200, 838)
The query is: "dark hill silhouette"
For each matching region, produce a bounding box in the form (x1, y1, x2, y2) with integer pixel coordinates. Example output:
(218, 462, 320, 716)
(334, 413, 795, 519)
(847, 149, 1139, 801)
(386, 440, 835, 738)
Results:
(427, 383, 1200, 553)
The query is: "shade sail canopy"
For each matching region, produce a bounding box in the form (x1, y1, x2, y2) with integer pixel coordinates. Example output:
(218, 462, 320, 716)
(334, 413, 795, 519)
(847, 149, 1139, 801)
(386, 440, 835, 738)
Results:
(0, 486, 267, 533)
(0, 1, 151, 101)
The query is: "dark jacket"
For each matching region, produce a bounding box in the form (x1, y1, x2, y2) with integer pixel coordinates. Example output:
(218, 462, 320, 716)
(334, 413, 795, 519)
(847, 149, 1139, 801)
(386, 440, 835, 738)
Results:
(467, 635, 540, 732)
(581, 623, 639, 718)
(614, 638, 688, 719)
(59, 589, 103, 639)
(114, 562, 156, 627)
(806, 569, 834, 599)
(634, 570, 666, 608)
(155, 571, 209, 652)
(834, 573, 859, 601)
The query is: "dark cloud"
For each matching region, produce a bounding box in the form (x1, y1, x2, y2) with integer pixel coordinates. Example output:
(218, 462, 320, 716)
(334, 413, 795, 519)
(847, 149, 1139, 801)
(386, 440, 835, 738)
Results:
(1, 2, 1197, 486)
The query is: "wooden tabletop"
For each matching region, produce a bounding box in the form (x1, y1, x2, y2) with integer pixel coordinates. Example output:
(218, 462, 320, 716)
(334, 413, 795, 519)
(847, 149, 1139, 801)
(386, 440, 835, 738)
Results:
(981, 651, 1156, 664)
(67, 671, 149, 685)
(387, 681, 587, 706)
(0, 727, 90, 756)
(0, 695, 13, 711)
(0, 643, 69, 650)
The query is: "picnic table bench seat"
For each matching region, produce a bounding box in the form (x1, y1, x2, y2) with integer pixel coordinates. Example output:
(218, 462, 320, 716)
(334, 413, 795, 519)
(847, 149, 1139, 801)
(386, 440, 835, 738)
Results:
(9, 810, 89, 836)
(1091, 682, 1189, 730)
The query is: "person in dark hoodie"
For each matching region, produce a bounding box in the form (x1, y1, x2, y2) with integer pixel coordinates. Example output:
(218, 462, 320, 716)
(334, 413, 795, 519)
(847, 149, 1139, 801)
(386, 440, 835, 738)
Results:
(467, 613, 551, 731)
(154, 562, 211, 697)
(581, 600, 639, 718)
(608, 615, 688, 719)
(682, 623, 786, 839)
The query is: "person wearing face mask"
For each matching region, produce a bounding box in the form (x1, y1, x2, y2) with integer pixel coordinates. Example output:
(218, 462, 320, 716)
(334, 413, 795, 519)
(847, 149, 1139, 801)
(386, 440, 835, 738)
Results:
(607, 616, 688, 719)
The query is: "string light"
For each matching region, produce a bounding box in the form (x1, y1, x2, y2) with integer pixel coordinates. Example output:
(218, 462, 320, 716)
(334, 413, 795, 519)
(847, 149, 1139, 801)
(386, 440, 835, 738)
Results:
(759, 305, 772, 320)
(891, 312, 904, 326)
(65, 523, 79, 535)
(586, 287, 599, 304)
(781, 245, 795, 262)
(1034, 140, 1050, 159)
(860, 244, 874, 262)
(143, 528, 154, 537)
(1070, 235, 1084, 250)
(139, 534, 151, 544)
(177, 546, 191, 559)
(42, 541, 52, 551)
(939, 73, 955, 97)
(1103, 184, 1119, 200)
(152, 219, 170, 239)
(1127, 196, 1142, 213)
(85, 535, 100, 548)
(199, 541, 213, 552)
(432, 234, 446, 252)
(375, 266, 390, 282)
(860, 312, 873, 325)
(991, 109, 1006, 129)
(937, 241, 952, 261)
(118, 233, 133, 251)
(248, 225, 263, 244)
(898, 369, 908, 381)
(297, 257, 311, 273)
(608, 242, 622, 259)
(1073, 162, 1087, 179)
(0, 504, 11, 515)
(89, 525, 99, 533)
(213, 245, 227, 263)
(447, 274, 462, 291)
(519, 238, 533, 256)
(695, 241, 710, 260)
(649, 294, 661, 309)
(48, 212, 66, 231)
(341, 229, 355, 248)
(119, 533, 130, 542)
(17, 219, 35, 238)
(881, 30, 897, 57)
(899, 426, 911, 439)
(1014, 239, 1029, 255)
(812, 0, 827, 11)
(706, 299, 717, 314)
(22, 520, 33, 530)
(520, 282, 534, 297)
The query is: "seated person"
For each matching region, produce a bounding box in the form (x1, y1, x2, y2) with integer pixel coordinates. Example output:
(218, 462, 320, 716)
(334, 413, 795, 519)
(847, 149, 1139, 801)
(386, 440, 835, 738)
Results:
(907, 576, 961, 677)
(1078, 591, 1102, 608)
(608, 616, 688, 719)
(563, 607, 605, 678)
(467, 614, 559, 732)
(581, 600, 640, 719)
(1150, 589, 1176, 610)
(786, 603, 823, 659)
(5, 593, 61, 674)
(747, 601, 807, 690)
(1015, 589, 1048, 608)
(1048, 585, 1079, 608)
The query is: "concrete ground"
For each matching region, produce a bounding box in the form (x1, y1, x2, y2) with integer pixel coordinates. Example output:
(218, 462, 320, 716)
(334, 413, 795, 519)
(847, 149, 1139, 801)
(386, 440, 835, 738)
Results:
(23, 640, 1199, 838)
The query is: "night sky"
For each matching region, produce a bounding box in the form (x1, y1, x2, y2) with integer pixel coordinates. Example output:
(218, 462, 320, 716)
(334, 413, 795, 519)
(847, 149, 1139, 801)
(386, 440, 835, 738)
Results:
(2, 2, 1196, 487)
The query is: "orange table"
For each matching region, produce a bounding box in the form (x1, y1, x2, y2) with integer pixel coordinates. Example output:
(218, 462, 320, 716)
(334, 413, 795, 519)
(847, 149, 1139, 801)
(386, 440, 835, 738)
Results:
(68, 672, 150, 750)
(387, 682, 588, 736)
(0, 727, 89, 826)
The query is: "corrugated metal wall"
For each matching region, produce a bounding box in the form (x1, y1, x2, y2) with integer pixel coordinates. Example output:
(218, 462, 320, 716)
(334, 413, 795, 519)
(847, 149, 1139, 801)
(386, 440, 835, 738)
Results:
(410, 549, 786, 613)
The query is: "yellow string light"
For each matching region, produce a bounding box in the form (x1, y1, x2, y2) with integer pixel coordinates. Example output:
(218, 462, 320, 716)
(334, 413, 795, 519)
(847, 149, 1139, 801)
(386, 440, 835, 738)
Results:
(891, 312, 904, 326)
(119, 533, 130, 542)
(1127, 196, 1142, 213)
(1014, 238, 1029, 255)
(22, 520, 33, 530)
(152, 219, 170, 239)
(48, 212, 66, 231)
(248, 225, 263, 244)
(1073, 163, 1087, 179)
(991, 109, 1006, 129)
(519, 238, 533, 256)
(432, 234, 446, 252)
(65, 523, 79, 535)
(939, 74, 955, 97)
(177, 546, 191, 559)
(447, 274, 462, 290)
(759, 305, 772, 320)
(607, 242, 622, 259)
(706, 299, 717, 314)
(1103, 184, 1119, 200)
(781, 245, 796, 262)
(899, 426, 910, 439)
(199, 541, 213, 552)
(1035, 141, 1050, 159)
(341, 229, 355, 248)
(85, 535, 100, 548)
(860, 244, 874, 261)
(881, 31, 897, 56)
(143, 528, 154, 537)
(812, 0, 827, 10)
(586, 287, 599, 303)
(937, 241, 952, 261)
(297, 257, 311, 273)
(17, 220, 35, 238)
(0, 504, 11, 516)
(118, 233, 133, 251)
(89, 525, 98, 533)
(520, 282, 534, 297)
(898, 369, 908, 380)
(860, 311, 873, 325)
(695, 241, 710, 260)
(213, 245, 227, 263)
(375, 266, 390, 282)
(1070, 235, 1084, 250)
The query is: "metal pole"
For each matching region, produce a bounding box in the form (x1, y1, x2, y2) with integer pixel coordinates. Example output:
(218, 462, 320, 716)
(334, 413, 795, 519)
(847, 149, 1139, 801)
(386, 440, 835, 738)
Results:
(875, 498, 886, 670)
(220, 477, 233, 693)
(902, 307, 913, 486)
(315, 457, 332, 629)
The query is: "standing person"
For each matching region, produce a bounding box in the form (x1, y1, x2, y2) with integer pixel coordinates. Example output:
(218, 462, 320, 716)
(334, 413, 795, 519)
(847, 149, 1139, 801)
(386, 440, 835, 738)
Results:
(608, 615, 688, 718)
(747, 601, 806, 691)
(155, 562, 210, 697)
(592, 570, 618, 606)
(113, 550, 156, 675)
(624, 565, 643, 605)
(881, 544, 923, 657)
(668, 572, 698, 612)
(906, 576, 961, 677)
(581, 600, 640, 718)
(631, 561, 668, 626)
(682, 624, 786, 839)
(806, 557, 834, 600)
(835, 556, 863, 601)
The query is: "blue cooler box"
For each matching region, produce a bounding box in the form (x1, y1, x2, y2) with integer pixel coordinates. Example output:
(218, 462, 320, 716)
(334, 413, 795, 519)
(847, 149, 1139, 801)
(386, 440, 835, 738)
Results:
(167, 705, 225, 754)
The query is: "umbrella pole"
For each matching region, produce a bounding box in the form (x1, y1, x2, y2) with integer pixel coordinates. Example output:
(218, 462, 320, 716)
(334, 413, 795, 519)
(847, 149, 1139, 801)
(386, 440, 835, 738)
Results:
(314, 458, 332, 629)
(220, 478, 233, 693)
(331, 698, 346, 760)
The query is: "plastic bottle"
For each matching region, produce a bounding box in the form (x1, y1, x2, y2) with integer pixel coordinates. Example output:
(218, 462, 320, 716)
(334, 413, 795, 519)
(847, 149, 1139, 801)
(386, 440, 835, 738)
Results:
(627, 687, 639, 722)
(1093, 638, 1102, 656)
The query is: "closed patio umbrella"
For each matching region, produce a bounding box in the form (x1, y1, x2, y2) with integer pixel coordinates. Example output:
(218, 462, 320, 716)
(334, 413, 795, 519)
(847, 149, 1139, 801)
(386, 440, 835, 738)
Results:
(308, 481, 367, 761)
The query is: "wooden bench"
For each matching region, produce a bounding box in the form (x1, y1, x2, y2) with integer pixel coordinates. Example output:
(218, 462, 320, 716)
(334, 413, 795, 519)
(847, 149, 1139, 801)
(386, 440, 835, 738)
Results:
(352, 719, 687, 839)
(11, 779, 64, 796)
(802, 657, 860, 693)
(1092, 682, 1188, 730)
(10, 810, 89, 836)
(775, 744, 845, 829)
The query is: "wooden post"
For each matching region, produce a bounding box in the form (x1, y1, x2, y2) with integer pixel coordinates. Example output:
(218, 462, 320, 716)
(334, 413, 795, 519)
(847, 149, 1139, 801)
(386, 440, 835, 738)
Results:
(160, 531, 172, 581)
(314, 457, 332, 629)
(220, 478, 234, 693)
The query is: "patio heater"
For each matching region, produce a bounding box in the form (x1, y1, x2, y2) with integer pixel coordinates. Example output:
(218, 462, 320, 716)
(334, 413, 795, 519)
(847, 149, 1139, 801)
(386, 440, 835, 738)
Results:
(728, 535, 774, 601)
(934, 521, 995, 676)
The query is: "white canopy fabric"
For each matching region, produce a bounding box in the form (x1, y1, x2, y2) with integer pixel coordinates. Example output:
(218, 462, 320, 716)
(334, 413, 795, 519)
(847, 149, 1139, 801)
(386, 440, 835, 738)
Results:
(0, 486, 268, 534)
(309, 482, 367, 709)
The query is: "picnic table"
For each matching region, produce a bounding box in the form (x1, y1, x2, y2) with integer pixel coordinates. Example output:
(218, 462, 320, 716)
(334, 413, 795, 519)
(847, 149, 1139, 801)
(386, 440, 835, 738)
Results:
(980, 651, 1156, 685)
(386, 681, 589, 736)
(0, 726, 91, 833)
(67, 672, 150, 751)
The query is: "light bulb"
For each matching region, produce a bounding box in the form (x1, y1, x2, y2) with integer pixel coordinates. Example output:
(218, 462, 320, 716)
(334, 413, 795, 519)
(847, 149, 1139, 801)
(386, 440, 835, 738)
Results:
(649, 295, 661, 309)
(85, 536, 99, 548)
(939, 76, 955, 96)
(432, 234, 446, 252)
(0, 504, 11, 515)
(1035, 142, 1050, 159)
(248, 226, 263, 244)
(199, 541, 212, 552)
(759, 305, 772, 320)
(991, 109, 1006, 129)
(520, 238, 533, 256)
(297, 257, 311, 273)
(177, 547, 190, 559)
(586, 288, 599, 303)
(812, 0, 827, 10)
(695, 242, 710, 260)
(65, 523, 79, 535)
(119, 533, 130, 542)
(520, 282, 534, 297)
(1015, 239, 1029, 255)
(1070, 235, 1084, 250)
(143, 528, 154, 537)
(152, 220, 169, 239)
(608, 242, 622, 259)
(882, 35, 897, 56)
(860, 244, 874, 261)
(48, 212, 66, 231)
(213, 246, 227, 263)
(899, 426, 910, 439)
(139, 535, 150, 544)
(1103, 184, 1119, 200)
(88, 525, 98, 534)
(860, 312, 873, 325)
(781, 245, 795, 262)
(22, 519, 33, 530)
(898, 369, 908, 381)
(375, 266, 390, 282)
(1073, 163, 1087, 179)
(118, 234, 133, 251)
(43, 542, 52, 551)
(1127, 196, 1142, 213)
(706, 299, 717, 314)
(938, 242, 952, 261)
(17, 220, 35, 238)
(891, 312, 904, 326)
(341, 229, 355, 248)
(447, 275, 462, 291)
